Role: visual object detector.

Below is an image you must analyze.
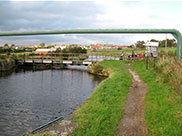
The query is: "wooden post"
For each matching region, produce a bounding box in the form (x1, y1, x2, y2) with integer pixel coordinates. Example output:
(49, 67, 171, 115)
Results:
(146, 56, 149, 69)
(154, 57, 156, 68)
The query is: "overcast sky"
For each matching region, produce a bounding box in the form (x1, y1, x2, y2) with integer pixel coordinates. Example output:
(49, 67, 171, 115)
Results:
(0, 1, 182, 46)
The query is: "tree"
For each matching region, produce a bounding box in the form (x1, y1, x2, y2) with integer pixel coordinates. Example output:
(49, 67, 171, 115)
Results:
(61, 46, 87, 60)
(4, 43, 9, 47)
(47, 45, 55, 48)
(159, 39, 177, 47)
(40, 42, 45, 48)
(11, 44, 15, 47)
(11, 44, 15, 52)
(150, 39, 159, 42)
(62, 47, 87, 53)
(128, 44, 134, 48)
(135, 41, 145, 48)
(3, 44, 12, 53)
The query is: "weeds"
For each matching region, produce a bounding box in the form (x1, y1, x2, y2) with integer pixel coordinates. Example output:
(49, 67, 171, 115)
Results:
(155, 49, 182, 94)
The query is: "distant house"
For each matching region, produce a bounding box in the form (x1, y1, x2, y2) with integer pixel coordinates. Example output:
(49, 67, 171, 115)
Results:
(102, 46, 112, 49)
(35, 49, 52, 53)
(91, 46, 102, 50)
(55, 45, 67, 50)
(81, 45, 90, 49)
(119, 45, 128, 48)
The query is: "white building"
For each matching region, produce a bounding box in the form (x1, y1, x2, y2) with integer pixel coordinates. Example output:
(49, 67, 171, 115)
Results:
(55, 45, 67, 50)
(146, 42, 159, 47)
(35, 48, 56, 53)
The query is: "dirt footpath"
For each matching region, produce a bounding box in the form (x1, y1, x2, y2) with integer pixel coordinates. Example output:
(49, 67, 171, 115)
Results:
(116, 68, 147, 136)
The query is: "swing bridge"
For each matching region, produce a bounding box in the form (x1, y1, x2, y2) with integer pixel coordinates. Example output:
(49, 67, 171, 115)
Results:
(14, 52, 121, 66)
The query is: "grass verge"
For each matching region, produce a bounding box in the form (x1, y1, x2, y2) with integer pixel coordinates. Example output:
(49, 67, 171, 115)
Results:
(70, 60, 132, 136)
(130, 61, 182, 136)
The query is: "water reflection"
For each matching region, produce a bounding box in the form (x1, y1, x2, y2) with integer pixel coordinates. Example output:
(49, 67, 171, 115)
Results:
(0, 68, 106, 136)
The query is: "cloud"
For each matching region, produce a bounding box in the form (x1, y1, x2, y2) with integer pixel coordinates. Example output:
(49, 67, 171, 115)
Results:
(0, 1, 103, 31)
(0, 1, 181, 45)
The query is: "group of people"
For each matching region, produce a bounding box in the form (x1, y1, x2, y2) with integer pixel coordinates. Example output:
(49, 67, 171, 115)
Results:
(120, 50, 143, 60)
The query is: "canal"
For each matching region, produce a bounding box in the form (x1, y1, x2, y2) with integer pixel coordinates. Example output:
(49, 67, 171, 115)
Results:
(0, 67, 105, 136)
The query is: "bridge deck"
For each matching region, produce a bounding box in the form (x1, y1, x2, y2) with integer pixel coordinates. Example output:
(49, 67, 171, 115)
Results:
(16, 53, 121, 66)
(17, 60, 94, 66)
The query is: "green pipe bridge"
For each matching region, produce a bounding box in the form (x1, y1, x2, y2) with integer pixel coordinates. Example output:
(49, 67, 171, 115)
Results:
(0, 29, 181, 58)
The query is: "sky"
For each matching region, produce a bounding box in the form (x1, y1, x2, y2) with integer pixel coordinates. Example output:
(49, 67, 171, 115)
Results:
(0, 1, 182, 46)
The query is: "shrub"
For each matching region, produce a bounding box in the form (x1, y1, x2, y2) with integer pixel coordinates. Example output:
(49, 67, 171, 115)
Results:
(87, 63, 109, 76)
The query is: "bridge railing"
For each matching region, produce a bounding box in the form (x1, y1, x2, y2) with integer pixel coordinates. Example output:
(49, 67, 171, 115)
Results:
(1, 51, 140, 62)
(16, 53, 88, 62)
(14, 52, 121, 62)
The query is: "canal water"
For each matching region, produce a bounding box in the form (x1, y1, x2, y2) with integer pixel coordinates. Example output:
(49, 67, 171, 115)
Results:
(0, 67, 105, 136)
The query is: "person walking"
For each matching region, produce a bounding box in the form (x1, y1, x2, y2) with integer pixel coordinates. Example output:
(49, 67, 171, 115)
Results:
(120, 51, 124, 60)
(139, 53, 142, 59)
(132, 50, 135, 60)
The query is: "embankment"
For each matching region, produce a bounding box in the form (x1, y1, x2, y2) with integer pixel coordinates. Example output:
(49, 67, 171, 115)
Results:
(70, 60, 132, 136)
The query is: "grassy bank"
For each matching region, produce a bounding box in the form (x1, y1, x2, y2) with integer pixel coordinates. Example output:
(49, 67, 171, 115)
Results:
(70, 60, 132, 136)
(130, 61, 182, 136)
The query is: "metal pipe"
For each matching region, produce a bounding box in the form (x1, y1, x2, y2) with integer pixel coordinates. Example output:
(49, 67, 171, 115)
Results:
(0, 29, 180, 36)
(31, 116, 63, 134)
(0, 29, 181, 57)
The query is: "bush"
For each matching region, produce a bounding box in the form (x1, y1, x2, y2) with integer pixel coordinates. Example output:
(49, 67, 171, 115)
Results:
(62, 47, 87, 54)
(87, 63, 109, 76)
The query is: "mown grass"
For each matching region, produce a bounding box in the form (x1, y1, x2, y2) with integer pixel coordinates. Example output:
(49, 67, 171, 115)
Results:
(130, 61, 182, 136)
(70, 60, 132, 136)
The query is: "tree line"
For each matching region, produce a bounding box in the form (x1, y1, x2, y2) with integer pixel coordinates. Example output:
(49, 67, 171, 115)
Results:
(0, 43, 87, 54)
(0, 44, 36, 53)
(134, 39, 177, 48)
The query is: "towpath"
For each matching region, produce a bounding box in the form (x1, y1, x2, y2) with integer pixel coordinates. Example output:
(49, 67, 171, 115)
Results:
(116, 68, 147, 136)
